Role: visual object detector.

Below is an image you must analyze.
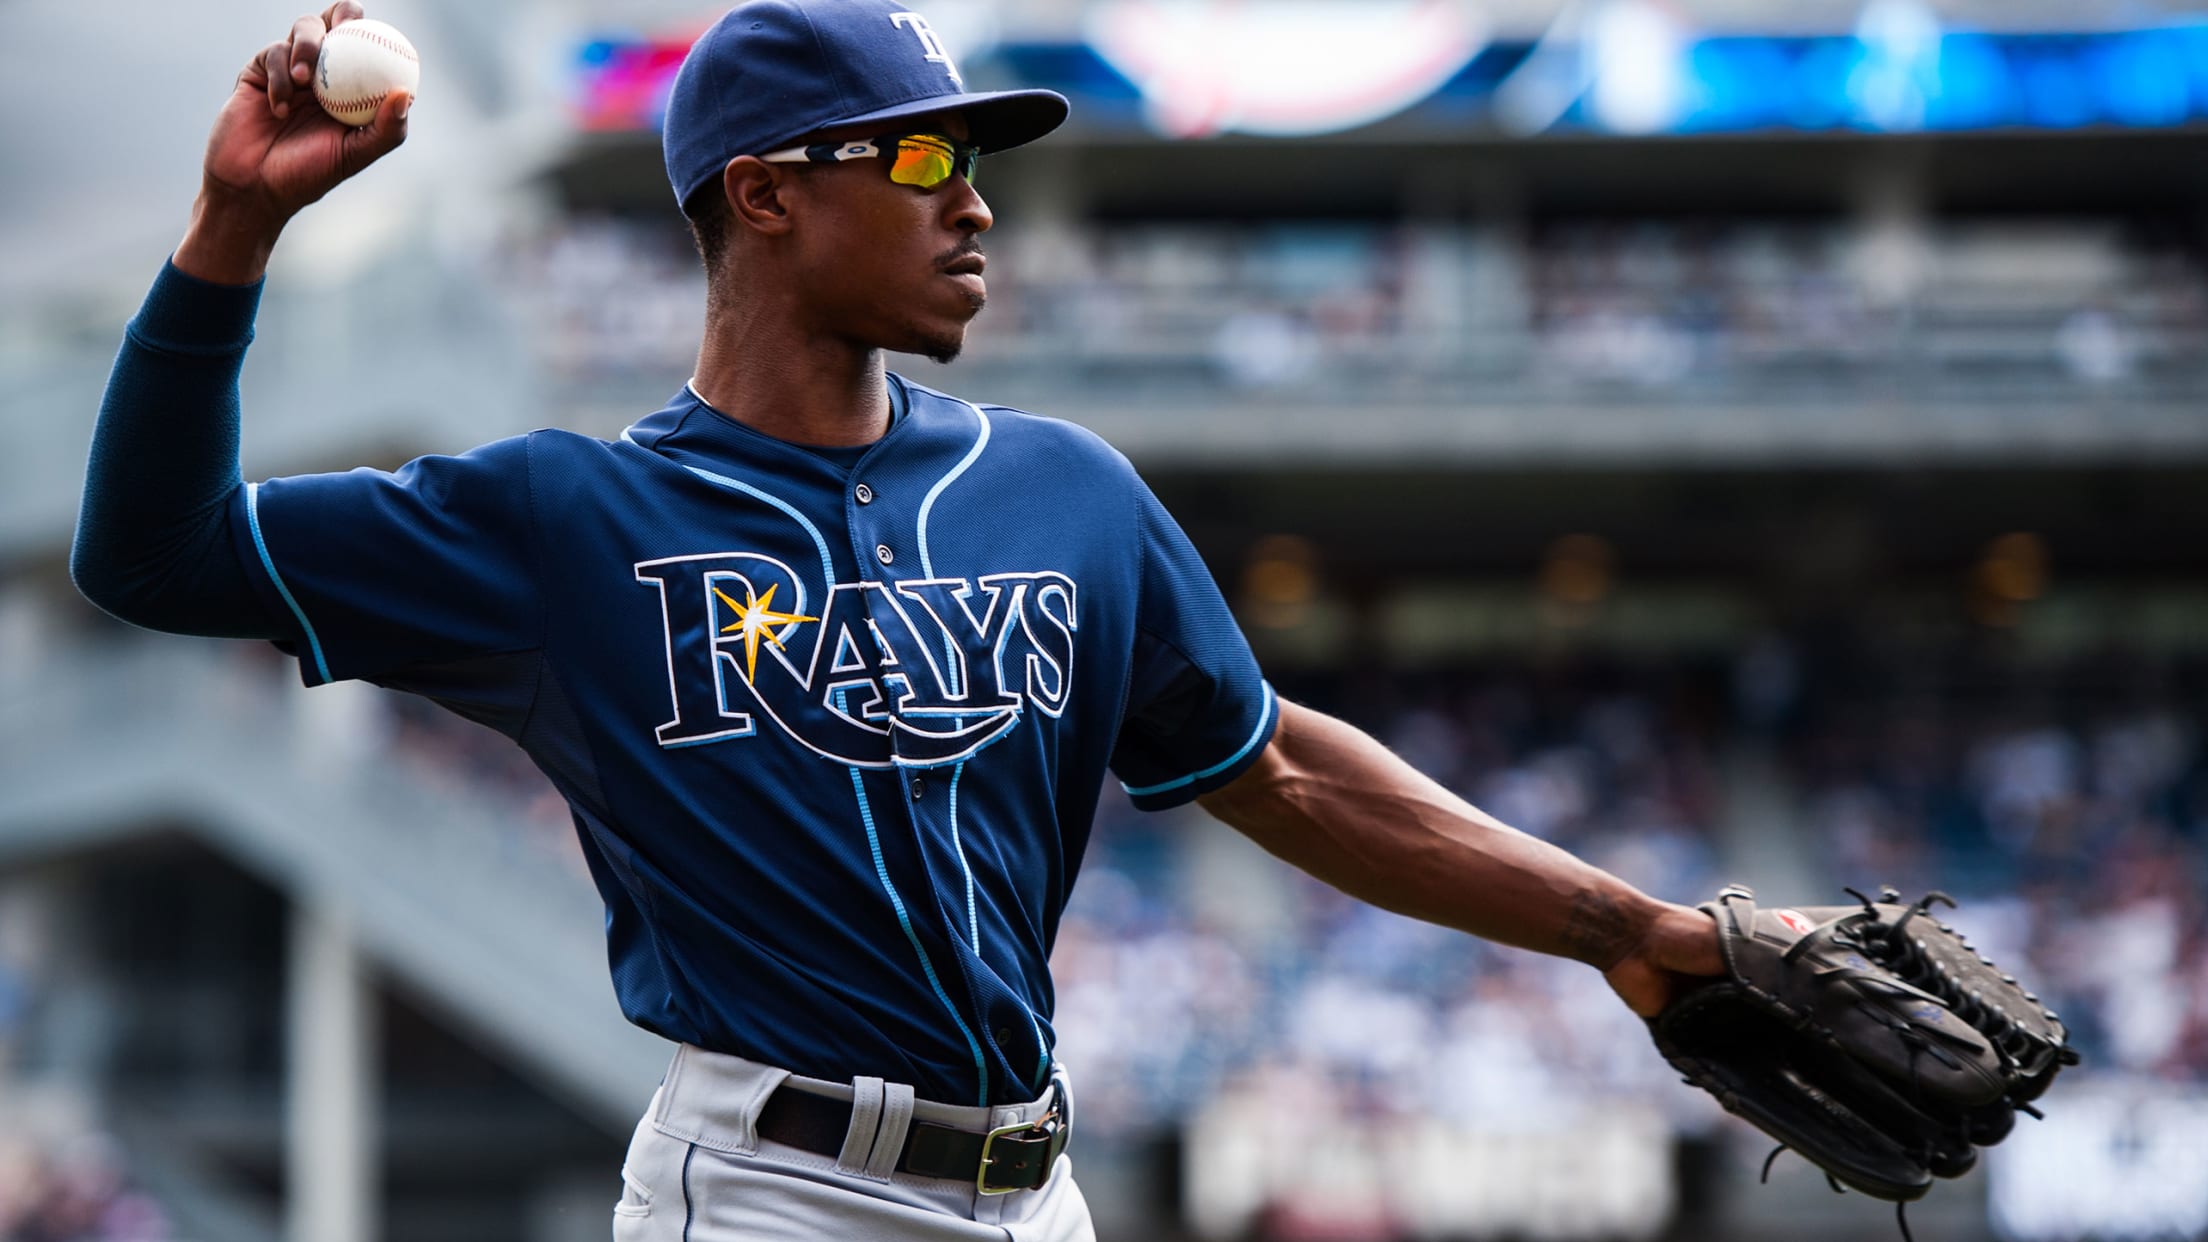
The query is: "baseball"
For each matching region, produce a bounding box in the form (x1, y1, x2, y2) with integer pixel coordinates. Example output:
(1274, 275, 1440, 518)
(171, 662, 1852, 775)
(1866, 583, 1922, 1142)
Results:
(313, 18, 419, 127)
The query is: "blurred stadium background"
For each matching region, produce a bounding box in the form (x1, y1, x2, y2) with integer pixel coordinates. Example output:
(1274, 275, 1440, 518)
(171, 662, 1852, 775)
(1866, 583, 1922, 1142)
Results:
(4, 0, 2208, 1238)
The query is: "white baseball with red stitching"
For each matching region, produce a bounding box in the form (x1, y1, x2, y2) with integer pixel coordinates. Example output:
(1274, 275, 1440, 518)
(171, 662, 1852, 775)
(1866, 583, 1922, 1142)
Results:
(313, 18, 419, 127)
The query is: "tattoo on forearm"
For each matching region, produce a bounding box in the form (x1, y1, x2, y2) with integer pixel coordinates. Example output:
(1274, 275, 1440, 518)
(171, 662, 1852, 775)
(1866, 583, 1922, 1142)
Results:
(1561, 889, 1636, 967)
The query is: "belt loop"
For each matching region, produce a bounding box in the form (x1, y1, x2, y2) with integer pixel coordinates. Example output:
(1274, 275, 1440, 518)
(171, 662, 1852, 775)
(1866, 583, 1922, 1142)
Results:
(1050, 1064, 1074, 1138)
(653, 1046, 688, 1125)
(836, 1077, 886, 1174)
(863, 1082, 916, 1181)
(732, 1065, 787, 1155)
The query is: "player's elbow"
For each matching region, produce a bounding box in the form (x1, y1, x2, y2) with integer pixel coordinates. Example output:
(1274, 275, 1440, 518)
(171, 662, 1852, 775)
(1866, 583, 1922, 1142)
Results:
(69, 532, 164, 630)
(71, 483, 278, 638)
(68, 522, 229, 635)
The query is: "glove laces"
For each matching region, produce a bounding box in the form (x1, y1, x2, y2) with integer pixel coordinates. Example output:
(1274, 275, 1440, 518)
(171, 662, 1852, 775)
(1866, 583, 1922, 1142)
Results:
(1760, 1144, 1917, 1242)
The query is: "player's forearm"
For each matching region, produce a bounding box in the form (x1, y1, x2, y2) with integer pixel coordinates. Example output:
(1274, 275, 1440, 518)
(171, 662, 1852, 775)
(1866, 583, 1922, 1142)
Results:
(71, 262, 281, 638)
(173, 185, 289, 286)
(1198, 699, 1669, 969)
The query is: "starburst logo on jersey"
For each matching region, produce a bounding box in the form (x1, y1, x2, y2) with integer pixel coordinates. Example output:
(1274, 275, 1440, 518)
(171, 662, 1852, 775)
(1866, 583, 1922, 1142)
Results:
(635, 551, 1075, 767)
(713, 582, 815, 681)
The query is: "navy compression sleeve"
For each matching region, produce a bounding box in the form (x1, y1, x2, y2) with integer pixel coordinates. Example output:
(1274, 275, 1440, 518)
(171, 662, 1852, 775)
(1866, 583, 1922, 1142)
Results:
(70, 261, 284, 638)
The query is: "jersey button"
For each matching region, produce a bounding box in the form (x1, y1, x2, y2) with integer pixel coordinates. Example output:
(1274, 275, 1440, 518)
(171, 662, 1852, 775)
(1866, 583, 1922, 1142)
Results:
(876, 544, 894, 566)
(855, 483, 875, 505)
(910, 777, 925, 800)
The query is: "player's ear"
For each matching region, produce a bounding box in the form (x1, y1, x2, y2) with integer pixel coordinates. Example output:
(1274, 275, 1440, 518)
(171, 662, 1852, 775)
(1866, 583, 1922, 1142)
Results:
(723, 156, 794, 237)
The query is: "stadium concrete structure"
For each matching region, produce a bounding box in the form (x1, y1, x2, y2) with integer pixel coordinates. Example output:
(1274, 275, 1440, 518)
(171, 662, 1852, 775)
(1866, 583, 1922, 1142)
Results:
(3, 2, 2207, 1240)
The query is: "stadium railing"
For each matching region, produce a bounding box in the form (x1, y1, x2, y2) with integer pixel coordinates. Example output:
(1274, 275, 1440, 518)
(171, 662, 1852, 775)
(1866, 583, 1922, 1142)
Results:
(0, 635, 668, 1131)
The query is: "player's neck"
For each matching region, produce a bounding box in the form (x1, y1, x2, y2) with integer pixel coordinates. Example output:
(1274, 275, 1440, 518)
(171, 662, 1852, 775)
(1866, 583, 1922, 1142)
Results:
(690, 313, 892, 448)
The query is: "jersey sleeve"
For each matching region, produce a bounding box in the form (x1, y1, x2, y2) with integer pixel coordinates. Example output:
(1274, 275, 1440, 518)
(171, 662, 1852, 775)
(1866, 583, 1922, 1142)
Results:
(229, 435, 543, 701)
(1110, 481, 1277, 811)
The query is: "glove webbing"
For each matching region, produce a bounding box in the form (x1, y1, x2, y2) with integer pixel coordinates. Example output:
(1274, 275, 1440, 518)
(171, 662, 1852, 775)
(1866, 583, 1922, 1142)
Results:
(1844, 887, 2081, 1095)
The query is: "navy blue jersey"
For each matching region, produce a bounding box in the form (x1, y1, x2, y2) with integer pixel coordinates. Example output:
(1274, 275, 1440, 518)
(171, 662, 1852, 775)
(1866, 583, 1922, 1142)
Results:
(227, 376, 1275, 1105)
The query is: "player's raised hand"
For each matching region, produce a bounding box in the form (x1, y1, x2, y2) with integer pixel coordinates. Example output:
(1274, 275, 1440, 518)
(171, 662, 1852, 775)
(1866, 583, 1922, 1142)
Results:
(178, 3, 410, 284)
(207, 4, 410, 214)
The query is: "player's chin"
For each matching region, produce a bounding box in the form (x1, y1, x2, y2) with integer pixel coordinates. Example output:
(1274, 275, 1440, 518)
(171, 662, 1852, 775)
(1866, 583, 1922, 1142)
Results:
(938, 281, 987, 324)
(915, 326, 970, 366)
(906, 304, 984, 365)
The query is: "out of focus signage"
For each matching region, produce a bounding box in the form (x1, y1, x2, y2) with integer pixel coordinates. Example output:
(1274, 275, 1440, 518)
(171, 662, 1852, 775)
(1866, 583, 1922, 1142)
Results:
(1182, 1091, 1674, 1240)
(1082, 0, 1489, 138)
(573, 26, 705, 132)
(574, 5, 2208, 138)
(1661, 12, 2208, 135)
(1989, 1082, 2208, 1242)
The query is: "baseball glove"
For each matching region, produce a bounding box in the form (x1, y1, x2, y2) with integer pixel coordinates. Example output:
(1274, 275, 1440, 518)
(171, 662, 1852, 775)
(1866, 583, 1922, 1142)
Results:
(1651, 885, 2077, 1210)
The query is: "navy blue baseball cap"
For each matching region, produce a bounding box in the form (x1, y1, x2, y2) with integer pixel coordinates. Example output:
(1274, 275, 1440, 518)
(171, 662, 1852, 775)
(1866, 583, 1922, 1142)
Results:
(663, 0, 1070, 208)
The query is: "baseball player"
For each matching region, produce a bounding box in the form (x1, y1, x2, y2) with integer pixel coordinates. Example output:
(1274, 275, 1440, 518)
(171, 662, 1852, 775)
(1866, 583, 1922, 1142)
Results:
(72, 2, 1723, 1238)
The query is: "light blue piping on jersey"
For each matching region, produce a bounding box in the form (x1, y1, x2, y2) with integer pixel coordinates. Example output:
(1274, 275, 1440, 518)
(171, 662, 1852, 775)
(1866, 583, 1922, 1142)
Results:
(949, 759, 1053, 1093)
(627, 433, 839, 592)
(920, 405, 1053, 1093)
(919, 403, 994, 1075)
(951, 759, 1054, 1092)
(1120, 682, 1278, 798)
(847, 763, 990, 1107)
(916, 402, 992, 579)
(244, 482, 332, 684)
(948, 762, 978, 948)
(917, 405, 990, 928)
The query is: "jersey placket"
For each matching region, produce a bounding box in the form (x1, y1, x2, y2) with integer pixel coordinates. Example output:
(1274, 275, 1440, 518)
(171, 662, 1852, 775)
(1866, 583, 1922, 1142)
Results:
(841, 472, 1044, 1105)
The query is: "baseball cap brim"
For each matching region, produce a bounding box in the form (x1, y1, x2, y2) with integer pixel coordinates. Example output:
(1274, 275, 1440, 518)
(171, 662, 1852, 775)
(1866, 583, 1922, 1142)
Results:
(770, 87, 1069, 157)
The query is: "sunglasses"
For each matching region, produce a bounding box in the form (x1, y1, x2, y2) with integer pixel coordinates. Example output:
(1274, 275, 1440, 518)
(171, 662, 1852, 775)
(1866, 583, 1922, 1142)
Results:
(758, 132, 981, 189)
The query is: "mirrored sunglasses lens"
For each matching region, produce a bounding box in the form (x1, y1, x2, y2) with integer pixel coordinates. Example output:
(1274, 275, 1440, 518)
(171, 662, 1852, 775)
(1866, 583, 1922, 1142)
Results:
(890, 140, 955, 187)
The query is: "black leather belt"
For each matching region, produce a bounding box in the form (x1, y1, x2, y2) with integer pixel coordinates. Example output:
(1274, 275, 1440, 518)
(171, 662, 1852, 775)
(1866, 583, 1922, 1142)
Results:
(755, 1082, 1070, 1195)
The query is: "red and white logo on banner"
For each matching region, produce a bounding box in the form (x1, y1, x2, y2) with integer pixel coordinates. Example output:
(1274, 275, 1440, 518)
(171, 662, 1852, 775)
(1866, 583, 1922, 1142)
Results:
(1087, 0, 1488, 138)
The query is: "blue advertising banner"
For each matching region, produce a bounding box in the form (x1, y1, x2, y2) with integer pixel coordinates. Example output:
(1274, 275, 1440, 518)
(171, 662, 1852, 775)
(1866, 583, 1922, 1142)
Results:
(575, 10, 2208, 139)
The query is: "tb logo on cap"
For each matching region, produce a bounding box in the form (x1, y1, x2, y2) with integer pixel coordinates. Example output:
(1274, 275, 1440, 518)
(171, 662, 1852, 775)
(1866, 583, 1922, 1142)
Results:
(890, 12, 963, 88)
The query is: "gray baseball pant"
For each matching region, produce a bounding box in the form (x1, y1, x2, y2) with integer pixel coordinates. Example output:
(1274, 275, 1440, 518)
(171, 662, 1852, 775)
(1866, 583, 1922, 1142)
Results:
(613, 1045, 1097, 1241)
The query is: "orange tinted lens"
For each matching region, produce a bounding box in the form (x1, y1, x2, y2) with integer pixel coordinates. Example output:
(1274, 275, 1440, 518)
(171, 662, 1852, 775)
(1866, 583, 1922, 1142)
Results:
(888, 136, 959, 187)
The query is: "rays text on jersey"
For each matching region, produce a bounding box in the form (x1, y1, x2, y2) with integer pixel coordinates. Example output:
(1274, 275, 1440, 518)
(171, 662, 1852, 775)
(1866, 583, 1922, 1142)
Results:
(635, 552, 1077, 767)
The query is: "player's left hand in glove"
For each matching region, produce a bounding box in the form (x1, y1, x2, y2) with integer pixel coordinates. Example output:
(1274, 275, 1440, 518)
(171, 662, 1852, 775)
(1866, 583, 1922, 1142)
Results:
(1648, 885, 2078, 1216)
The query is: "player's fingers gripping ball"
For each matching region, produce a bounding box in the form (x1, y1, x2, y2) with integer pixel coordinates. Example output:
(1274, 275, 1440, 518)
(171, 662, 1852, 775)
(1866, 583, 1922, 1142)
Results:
(314, 18, 418, 127)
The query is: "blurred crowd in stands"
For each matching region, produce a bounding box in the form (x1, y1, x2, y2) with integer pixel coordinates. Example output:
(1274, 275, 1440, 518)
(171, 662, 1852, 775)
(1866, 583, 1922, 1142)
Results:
(9, 611, 2204, 1225)
(0, 787, 156, 1242)
(1047, 642, 2208, 1139)
(1054, 661, 1728, 1139)
(0, 781, 172, 1242)
(1781, 643, 2208, 1084)
(495, 212, 2208, 398)
(198, 626, 2207, 1139)
(0, 1125, 170, 1242)
(381, 691, 585, 879)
